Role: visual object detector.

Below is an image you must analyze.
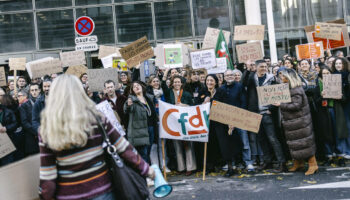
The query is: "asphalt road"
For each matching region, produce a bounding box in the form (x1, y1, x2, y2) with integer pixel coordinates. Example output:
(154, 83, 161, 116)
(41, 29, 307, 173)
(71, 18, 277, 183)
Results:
(149, 164, 350, 200)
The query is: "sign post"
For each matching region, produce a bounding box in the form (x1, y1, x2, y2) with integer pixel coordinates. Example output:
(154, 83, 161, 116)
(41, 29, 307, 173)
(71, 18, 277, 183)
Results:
(74, 16, 98, 52)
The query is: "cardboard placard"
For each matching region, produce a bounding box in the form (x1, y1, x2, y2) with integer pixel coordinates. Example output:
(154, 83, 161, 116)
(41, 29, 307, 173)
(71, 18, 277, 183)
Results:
(202, 27, 231, 49)
(98, 45, 121, 59)
(9, 57, 26, 71)
(209, 100, 262, 133)
(65, 65, 88, 78)
(120, 36, 154, 68)
(0, 133, 16, 159)
(87, 68, 119, 92)
(96, 101, 126, 136)
(159, 101, 210, 142)
(60, 50, 86, 67)
(207, 57, 227, 74)
(296, 42, 324, 60)
(190, 49, 216, 70)
(0, 67, 6, 87)
(0, 154, 40, 200)
(236, 41, 263, 64)
(323, 74, 342, 99)
(315, 22, 343, 41)
(234, 25, 265, 41)
(257, 84, 291, 106)
(26, 58, 63, 79)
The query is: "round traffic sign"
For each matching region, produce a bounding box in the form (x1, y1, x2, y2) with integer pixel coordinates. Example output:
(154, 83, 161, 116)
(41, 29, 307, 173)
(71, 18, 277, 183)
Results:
(75, 16, 95, 36)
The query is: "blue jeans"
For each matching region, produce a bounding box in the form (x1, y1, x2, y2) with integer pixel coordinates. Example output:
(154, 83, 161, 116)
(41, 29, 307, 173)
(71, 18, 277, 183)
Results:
(136, 126, 154, 164)
(248, 132, 263, 163)
(237, 129, 253, 166)
(89, 191, 115, 200)
(324, 108, 347, 157)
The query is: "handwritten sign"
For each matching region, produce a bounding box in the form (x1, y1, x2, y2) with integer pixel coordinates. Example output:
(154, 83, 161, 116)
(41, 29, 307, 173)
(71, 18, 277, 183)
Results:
(190, 49, 216, 70)
(87, 68, 119, 92)
(257, 84, 291, 106)
(236, 41, 263, 63)
(60, 50, 86, 67)
(209, 100, 262, 133)
(163, 44, 183, 68)
(323, 74, 342, 99)
(0, 67, 6, 87)
(234, 25, 265, 41)
(202, 27, 231, 49)
(296, 42, 324, 60)
(315, 22, 343, 41)
(9, 57, 26, 71)
(101, 53, 118, 68)
(96, 101, 126, 136)
(98, 45, 121, 59)
(207, 57, 227, 74)
(65, 65, 87, 78)
(120, 36, 154, 68)
(26, 58, 62, 79)
(0, 133, 16, 159)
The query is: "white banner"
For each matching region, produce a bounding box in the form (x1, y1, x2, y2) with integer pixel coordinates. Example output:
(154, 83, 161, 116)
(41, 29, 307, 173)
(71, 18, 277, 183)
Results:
(96, 100, 126, 136)
(159, 101, 210, 142)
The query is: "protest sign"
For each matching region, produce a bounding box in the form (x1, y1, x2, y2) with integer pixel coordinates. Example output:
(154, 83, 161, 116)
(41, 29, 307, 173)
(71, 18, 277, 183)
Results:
(155, 43, 191, 69)
(65, 65, 87, 78)
(120, 36, 154, 68)
(0, 154, 40, 200)
(113, 59, 128, 71)
(0, 67, 6, 87)
(0, 132, 16, 159)
(96, 100, 126, 136)
(202, 27, 231, 49)
(9, 57, 26, 71)
(234, 25, 265, 41)
(98, 45, 121, 59)
(209, 100, 262, 133)
(101, 53, 118, 68)
(315, 22, 342, 41)
(60, 50, 86, 67)
(257, 84, 291, 106)
(295, 42, 324, 60)
(323, 74, 342, 99)
(163, 44, 183, 68)
(87, 68, 119, 92)
(159, 101, 210, 142)
(26, 58, 63, 79)
(207, 57, 227, 74)
(190, 49, 216, 70)
(236, 41, 263, 63)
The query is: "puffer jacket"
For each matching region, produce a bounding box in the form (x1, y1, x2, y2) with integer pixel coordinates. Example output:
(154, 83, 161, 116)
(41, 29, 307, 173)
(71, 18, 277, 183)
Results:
(280, 86, 316, 160)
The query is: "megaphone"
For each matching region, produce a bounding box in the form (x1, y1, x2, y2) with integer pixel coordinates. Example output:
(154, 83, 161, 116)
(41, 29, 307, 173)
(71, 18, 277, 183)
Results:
(151, 164, 173, 198)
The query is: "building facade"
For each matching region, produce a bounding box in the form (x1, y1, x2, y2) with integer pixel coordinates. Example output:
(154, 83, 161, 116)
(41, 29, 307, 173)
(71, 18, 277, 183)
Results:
(0, 0, 348, 66)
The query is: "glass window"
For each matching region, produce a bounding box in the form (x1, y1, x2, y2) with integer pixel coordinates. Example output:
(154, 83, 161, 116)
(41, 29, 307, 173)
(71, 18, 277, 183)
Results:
(0, 13, 35, 53)
(76, 0, 111, 6)
(76, 7, 114, 44)
(35, 0, 71, 9)
(308, 0, 343, 23)
(275, 29, 305, 58)
(116, 3, 153, 43)
(272, 0, 309, 29)
(115, 0, 144, 2)
(37, 10, 75, 49)
(232, 0, 246, 26)
(155, 0, 192, 39)
(193, 0, 230, 36)
(0, 0, 32, 12)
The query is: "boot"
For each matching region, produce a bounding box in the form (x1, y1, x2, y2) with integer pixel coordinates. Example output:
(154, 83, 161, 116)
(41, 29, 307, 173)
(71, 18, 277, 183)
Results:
(272, 162, 288, 173)
(288, 160, 305, 172)
(257, 162, 273, 171)
(305, 156, 318, 175)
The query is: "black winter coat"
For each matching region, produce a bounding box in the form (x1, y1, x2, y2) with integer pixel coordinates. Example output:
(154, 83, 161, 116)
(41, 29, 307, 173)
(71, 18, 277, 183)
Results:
(19, 99, 39, 155)
(280, 87, 316, 160)
(0, 105, 18, 144)
(32, 95, 45, 132)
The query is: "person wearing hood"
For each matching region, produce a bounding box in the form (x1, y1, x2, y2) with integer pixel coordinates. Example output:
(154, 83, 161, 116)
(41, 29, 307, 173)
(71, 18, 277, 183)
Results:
(19, 83, 41, 156)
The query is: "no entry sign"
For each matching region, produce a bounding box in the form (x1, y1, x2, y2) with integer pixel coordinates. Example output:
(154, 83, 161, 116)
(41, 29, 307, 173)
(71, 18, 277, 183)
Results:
(75, 16, 95, 36)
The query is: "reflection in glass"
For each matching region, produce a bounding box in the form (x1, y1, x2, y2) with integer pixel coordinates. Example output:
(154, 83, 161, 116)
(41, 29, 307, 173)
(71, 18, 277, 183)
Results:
(232, 0, 246, 26)
(193, 0, 230, 36)
(35, 0, 71, 9)
(115, 0, 144, 2)
(0, 0, 32, 12)
(0, 13, 35, 53)
(37, 10, 75, 49)
(76, 7, 114, 44)
(275, 30, 305, 57)
(116, 4, 153, 42)
(76, 0, 111, 6)
(155, 0, 192, 39)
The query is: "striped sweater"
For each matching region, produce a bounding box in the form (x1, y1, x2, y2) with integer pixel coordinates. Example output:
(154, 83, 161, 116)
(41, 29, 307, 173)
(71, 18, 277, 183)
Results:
(39, 117, 149, 200)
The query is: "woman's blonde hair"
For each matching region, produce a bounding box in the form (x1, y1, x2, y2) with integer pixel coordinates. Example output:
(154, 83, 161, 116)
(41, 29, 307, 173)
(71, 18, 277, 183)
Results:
(40, 74, 100, 151)
(280, 68, 302, 89)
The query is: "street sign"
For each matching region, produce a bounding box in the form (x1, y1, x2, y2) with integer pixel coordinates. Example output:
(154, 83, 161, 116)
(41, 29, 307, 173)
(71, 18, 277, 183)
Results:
(75, 43, 98, 52)
(75, 16, 95, 36)
(75, 35, 98, 45)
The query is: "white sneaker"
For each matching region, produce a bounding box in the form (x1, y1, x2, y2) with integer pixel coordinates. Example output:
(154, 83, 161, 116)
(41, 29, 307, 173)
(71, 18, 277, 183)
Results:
(246, 164, 255, 172)
(165, 167, 171, 173)
(222, 164, 228, 171)
(146, 178, 154, 187)
(344, 154, 350, 160)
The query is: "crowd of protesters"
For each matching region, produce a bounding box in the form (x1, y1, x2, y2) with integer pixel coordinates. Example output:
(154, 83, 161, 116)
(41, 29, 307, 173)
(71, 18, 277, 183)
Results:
(1, 50, 350, 182)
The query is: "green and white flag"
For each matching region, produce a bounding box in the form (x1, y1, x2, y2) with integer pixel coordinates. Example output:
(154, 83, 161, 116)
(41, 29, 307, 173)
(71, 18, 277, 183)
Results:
(215, 30, 234, 70)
